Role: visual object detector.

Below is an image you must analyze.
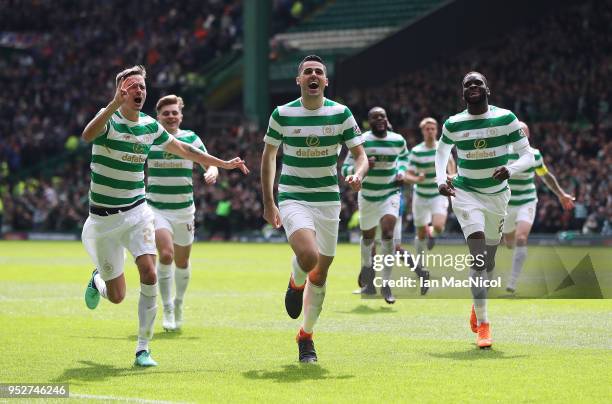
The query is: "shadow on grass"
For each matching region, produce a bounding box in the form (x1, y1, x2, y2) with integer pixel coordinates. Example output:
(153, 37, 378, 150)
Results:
(335, 304, 396, 315)
(428, 348, 528, 361)
(52, 360, 216, 383)
(70, 332, 200, 341)
(243, 364, 354, 383)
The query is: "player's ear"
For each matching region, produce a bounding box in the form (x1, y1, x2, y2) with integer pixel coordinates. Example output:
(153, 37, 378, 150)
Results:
(325, 77, 329, 87)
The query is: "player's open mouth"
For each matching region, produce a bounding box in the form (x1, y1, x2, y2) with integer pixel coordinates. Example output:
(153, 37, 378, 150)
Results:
(134, 97, 142, 104)
(308, 82, 319, 89)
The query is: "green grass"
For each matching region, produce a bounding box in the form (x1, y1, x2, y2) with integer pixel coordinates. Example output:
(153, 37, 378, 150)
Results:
(0, 241, 610, 403)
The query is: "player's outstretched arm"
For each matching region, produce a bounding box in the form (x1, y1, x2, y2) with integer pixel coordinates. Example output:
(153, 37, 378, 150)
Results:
(261, 143, 281, 228)
(345, 145, 368, 192)
(435, 140, 454, 196)
(164, 138, 249, 174)
(82, 77, 132, 142)
(540, 171, 575, 210)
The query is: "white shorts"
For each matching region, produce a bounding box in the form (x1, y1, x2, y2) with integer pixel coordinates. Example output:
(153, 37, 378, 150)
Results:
(358, 193, 400, 230)
(82, 202, 157, 281)
(412, 193, 449, 227)
(503, 200, 537, 233)
(151, 206, 195, 247)
(279, 201, 340, 257)
(451, 188, 510, 245)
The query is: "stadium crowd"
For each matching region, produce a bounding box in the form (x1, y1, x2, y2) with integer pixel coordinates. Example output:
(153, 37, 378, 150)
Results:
(1, 0, 609, 238)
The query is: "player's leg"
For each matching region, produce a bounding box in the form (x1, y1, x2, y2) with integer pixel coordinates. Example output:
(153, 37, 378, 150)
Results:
(429, 195, 450, 249)
(358, 226, 377, 294)
(133, 253, 158, 366)
(413, 194, 430, 257)
(125, 208, 159, 366)
(379, 214, 397, 304)
(506, 202, 536, 293)
(173, 242, 192, 330)
(357, 195, 378, 288)
(507, 221, 532, 292)
(82, 216, 127, 307)
(296, 204, 339, 363)
(476, 190, 511, 348)
(285, 228, 318, 319)
(171, 219, 195, 330)
(452, 189, 490, 347)
(155, 227, 176, 330)
(279, 201, 318, 319)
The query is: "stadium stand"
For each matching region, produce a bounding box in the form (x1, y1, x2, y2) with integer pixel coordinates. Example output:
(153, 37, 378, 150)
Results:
(1, 0, 609, 239)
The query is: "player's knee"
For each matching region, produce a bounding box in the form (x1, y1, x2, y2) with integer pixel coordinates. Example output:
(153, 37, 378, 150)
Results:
(308, 269, 328, 286)
(159, 248, 174, 265)
(516, 235, 528, 246)
(175, 258, 189, 269)
(416, 227, 427, 239)
(139, 268, 157, 285)
(297, 251, 318, 273)
(381, 227, 394, 240)
(107, 289, 125, 304)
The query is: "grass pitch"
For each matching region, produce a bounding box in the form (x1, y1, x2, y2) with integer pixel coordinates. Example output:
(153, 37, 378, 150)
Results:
(0, 241, 610, 403)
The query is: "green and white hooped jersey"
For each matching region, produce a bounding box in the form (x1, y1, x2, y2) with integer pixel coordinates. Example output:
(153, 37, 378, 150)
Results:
(89, 110, 171, 208)
(440, 105, 529, 194)
(342, 131, 408, 202)
(264, 97, 363, 206)
(146, 129, 207, 215)
(407, 142, 438, 198)
(508, 146, 545, 206)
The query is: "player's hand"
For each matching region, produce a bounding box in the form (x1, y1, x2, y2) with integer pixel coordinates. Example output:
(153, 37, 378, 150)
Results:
(263, 203, 282, 228)
(438, 181, 455, 197)
(223, 157, 250, 174)
(415, 172, 426, 183)
(203, 166, 219, 185)
(395, 171, 405, 184)
(367, 156, 376, 169)
(492, 166, 510, 181)
(112, 77, 137, 107)
(346, 174, 362, 192)
(559, 193, 575, 210)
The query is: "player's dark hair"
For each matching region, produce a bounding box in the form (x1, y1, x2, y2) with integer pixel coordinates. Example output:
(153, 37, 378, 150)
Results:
(463, 71, 488, 86)
(298, 55, 326, 74)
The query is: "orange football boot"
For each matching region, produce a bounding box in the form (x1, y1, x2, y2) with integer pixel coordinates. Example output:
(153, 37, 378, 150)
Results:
(477, 322, 492, 349)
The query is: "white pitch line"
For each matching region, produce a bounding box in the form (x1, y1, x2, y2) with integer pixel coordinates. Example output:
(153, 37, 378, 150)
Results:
(71, 393, 190, 404)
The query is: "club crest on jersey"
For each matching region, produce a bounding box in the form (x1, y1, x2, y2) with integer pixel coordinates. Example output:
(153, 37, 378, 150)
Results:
(474, 139, 487, 149)
(305, 134, 321, 147)
(487, 128, 497, 136)
(133, 142, 146, 154)
(163, 151, 176, 160)
(462, 132, 470, 138)
(293, 129, 301, 134)
(323, 126, 333, 135)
